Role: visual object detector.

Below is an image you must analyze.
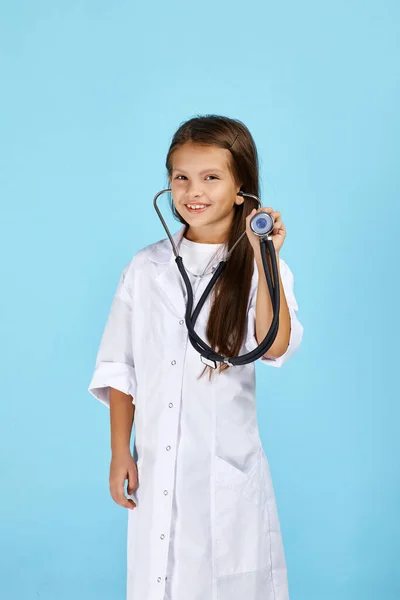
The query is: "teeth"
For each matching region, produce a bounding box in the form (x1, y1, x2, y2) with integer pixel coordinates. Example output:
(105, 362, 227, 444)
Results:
(187, 204, 208, 209)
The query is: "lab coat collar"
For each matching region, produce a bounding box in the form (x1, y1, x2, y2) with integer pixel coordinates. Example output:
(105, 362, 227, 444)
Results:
(148, 224, 229, 266)
(147, 225, 187, 265)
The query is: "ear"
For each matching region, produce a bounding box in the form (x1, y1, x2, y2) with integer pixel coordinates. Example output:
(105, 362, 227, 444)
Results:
(235, 188, 245, 205)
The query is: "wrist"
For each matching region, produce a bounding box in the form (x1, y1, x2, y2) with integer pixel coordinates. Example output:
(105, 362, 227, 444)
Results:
(111, 443, 132, 458)
(254, 247, 279, 269)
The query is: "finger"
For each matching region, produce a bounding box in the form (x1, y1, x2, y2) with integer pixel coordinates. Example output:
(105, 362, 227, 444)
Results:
(127, 470, 138, 496)
(274, 223, 286, 235)
(273, 226, 285, 235)
(109, 479, 128, 502)
(276, 221, 286, 232)
(112, 489, 136, 510)
(120, 495, 136, 509)
(118, 497, 136, 510)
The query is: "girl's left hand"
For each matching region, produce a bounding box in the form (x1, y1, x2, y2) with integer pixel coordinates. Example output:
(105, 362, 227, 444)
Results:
(245, 207, 286, 257)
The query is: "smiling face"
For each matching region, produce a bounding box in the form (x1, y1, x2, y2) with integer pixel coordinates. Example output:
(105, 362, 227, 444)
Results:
(169, 143, 244, 243)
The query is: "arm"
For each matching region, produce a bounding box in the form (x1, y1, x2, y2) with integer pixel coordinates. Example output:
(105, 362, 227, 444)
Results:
(255, 251, 291, 359)
(110, 387, 135, 455)
(88, 262, 138, 408)
(109, 387, 137, 510)
(88, 260, 139, 510)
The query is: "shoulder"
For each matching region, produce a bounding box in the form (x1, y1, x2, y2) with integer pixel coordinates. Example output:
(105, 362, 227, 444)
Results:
(119, 235, 172, 291)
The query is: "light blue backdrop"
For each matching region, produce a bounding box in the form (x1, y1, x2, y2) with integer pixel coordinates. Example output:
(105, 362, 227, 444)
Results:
(1, 1, 399, 599)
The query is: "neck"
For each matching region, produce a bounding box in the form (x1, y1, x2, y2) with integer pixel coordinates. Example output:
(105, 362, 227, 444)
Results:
(184, 215, 233, 244)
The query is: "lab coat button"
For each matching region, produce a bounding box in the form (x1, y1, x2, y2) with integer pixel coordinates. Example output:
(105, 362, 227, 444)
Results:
(166, 445, 171, 451)
(171, 360, 176, 365)
(160, 534, 165, 540)
(179, 319, 184, 325)
(157, 577, 161, 582)
(168, 403, 173, 408)
(164, 490, 168, 495)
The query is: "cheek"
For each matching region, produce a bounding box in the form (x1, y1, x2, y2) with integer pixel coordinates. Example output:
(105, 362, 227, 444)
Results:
(170, 182, 185, 200)
(213, 185, 237, 207)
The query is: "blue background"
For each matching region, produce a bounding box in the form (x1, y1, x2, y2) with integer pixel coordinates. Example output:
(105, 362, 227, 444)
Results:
(1, 1, 399, 598)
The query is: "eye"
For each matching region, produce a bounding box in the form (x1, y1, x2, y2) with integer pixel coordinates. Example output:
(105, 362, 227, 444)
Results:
(174, 175, 187, 180)
(206, 175, 219, 180)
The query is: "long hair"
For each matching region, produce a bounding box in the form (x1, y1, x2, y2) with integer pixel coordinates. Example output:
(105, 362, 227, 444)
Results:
(165, 115, 260, 380)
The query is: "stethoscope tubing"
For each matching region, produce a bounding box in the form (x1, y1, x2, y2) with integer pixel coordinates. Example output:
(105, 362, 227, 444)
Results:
(153, 188, 280, 367)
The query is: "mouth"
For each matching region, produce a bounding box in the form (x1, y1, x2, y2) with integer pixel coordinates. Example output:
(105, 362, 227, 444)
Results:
(184, 203, 211, 214)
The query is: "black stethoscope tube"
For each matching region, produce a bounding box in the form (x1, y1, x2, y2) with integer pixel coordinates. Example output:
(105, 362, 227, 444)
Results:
(176, 237, 280, 367)
(153, 188, 280, 368)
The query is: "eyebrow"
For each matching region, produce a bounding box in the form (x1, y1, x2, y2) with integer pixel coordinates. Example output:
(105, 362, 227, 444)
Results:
(172, 167, 225, 174)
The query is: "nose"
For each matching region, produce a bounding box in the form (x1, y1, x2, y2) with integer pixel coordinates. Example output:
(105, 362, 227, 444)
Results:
(185, 181, 204, 200)
(186, 191, 205, 205)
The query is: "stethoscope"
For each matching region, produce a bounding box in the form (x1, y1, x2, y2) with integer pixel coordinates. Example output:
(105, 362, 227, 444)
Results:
(153, 189, 280, 368)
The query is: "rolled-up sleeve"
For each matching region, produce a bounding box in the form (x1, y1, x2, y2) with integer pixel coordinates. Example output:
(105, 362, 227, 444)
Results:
(245, 258, 304, 368)
(88, 263, 137, 407)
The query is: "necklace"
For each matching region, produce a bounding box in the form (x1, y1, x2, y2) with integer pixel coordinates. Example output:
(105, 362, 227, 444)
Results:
(178, 240, 226, 278)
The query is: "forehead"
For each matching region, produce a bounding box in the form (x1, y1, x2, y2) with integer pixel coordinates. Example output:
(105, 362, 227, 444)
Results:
(171, 143, 231, 171)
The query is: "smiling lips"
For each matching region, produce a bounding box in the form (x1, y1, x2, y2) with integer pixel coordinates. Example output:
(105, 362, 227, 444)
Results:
(185, 203, 210, 214)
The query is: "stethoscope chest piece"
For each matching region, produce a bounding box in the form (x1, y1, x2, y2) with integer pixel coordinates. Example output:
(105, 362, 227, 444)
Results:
(250, 211, 274, 238)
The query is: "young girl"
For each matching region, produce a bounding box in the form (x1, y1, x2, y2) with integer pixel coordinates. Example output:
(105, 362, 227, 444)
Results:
(88, 115, 303, 600)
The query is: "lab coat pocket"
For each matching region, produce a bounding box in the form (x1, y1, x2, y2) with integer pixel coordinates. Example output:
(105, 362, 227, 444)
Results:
(215, 448, 270, 577)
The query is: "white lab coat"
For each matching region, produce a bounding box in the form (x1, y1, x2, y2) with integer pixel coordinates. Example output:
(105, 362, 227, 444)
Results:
(88, 225, 304, 600)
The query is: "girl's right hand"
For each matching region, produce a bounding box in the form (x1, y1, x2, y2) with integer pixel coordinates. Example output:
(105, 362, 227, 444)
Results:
(109, 451, 138, 510)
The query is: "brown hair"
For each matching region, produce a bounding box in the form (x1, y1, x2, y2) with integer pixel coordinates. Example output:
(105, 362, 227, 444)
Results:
(165, 115, 260, 380)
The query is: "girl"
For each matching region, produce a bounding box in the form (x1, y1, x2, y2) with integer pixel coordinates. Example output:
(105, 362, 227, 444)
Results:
(88, 115, 304, 600)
